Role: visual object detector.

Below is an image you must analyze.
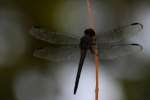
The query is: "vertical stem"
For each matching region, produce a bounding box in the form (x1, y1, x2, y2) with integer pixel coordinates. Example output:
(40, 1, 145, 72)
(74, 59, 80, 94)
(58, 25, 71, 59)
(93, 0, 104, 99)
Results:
(87, 0, 96, 29)
(86, 0, 100, 100)
(95, 49, 100, 100)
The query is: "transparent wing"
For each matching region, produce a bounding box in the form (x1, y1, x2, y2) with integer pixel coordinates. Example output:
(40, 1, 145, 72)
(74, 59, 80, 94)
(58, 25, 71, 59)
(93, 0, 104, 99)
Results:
(30, 26, 80, 44)
(30, 26, 80, 61)
(96, 22, 143, 43)
(33, 44, 80, 62)
(30, 23, 143, 61)
(98, 42, 143, 60)
(32, 42, 143, 61)
(30, 22, 143, 44)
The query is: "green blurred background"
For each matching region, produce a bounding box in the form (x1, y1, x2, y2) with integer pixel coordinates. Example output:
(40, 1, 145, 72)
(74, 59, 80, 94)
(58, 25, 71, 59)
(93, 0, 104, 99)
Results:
(0, 0, 150, 100)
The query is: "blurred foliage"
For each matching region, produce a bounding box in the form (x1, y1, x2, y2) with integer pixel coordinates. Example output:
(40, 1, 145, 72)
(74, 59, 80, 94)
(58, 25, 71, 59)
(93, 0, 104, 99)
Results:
(123, 78, 150, 100)
(122, 63, 150, 100)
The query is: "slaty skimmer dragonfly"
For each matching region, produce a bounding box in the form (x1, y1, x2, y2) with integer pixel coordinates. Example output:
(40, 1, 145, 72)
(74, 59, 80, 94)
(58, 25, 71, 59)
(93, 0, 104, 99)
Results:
(30, 22, 143, 94)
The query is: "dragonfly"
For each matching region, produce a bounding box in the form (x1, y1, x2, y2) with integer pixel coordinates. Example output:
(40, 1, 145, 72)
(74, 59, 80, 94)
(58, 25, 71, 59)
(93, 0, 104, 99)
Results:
(29, 22, 143, 94)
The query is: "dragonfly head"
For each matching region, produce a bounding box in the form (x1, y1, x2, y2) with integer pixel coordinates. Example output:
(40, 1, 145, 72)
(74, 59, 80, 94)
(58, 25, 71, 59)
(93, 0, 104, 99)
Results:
(84, 28, 95, 37)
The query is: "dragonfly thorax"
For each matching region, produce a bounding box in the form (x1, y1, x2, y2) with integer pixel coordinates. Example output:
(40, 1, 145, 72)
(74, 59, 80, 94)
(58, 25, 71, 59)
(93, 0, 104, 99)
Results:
(80, 28, 97, 53)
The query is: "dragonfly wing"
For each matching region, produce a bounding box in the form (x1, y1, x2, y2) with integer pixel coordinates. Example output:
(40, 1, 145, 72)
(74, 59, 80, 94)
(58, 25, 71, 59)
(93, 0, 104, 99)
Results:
(30, 26, 80, 44)
(98, 42, 143, 60)
(96, 22, 143, 43)
(33, 44, 80, 62)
